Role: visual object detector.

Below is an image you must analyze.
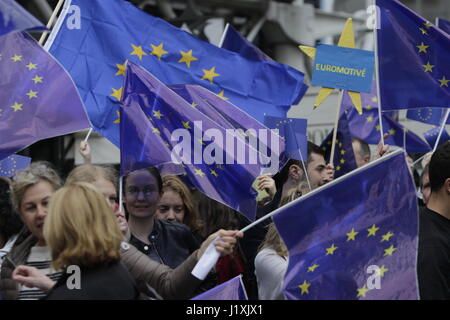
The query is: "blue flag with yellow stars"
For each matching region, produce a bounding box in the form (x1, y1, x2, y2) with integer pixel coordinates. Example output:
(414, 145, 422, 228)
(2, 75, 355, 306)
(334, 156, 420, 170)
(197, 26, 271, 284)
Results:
(0, 0, 46, 36)
(423, 126, 450, 149)
(264, 116, 308, 163)
(121, 62, 285, 221)
(221, 24, 309, 110)
(0, 154, 31, 178)
(0, 32, 91, 161)
(319, 112, 357, 178)
(437, 17, 450, 35)
(191, 275, 248, 300)
(406, 108, 449, 126)
(273, 150, 419, 300)
(46, 0, 306, 147)
(376, 0, 450, 111)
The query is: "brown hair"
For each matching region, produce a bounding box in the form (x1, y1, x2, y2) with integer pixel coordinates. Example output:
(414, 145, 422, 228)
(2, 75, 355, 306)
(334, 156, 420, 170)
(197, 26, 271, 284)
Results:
(66, 164, 118, 187)
(161, 175, 201, 232)
(44, 183, 122, 270)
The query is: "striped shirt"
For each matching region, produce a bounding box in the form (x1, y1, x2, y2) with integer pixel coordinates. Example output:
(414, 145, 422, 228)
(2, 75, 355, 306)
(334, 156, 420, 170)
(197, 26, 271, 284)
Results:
(17, 246, 63, 300)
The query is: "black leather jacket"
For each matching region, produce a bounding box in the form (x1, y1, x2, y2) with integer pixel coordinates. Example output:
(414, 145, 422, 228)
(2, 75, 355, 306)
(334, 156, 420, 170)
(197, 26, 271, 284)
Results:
(129, 219, 200, 269)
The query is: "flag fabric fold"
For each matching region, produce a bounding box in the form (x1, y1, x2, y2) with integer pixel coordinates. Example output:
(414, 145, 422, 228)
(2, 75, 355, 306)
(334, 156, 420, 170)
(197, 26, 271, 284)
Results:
(0, 32, 91, 161)
(47, 0, 306, 147)
(423, 127, 450, 148)
(191, 275, 248, 300)
(376, 0, 450, 111)
(0, 0, 46, 36)
(437, 17, 450, 35)
(121, 62, 285, 221)
(273, 151, 419, 300)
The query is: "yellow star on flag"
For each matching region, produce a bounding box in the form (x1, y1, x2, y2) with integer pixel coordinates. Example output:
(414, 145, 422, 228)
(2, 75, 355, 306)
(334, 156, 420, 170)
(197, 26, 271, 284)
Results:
(152, 128, 161, 135)
(336, 166, 341, 171)
(367, 224, 379, 237)
(419, 27, 428, 35)
(197, 138, 206, 146)
(346, 228, 359, 241)
(384, 245, 397, 256)
(371, 96, 378, 103)
(340, 159, 345, 164)
(178, 49, 198, 68)
(32, 75, 43, 84)
(389, 129, 396, 135)
(150, 43, 168, 60)
(298, 280, 311, 295)
(191, 102, 198, 108)
(424, 21, 433, 29)
(380, 232, 394, 242)
(357, 285, 370, 298)
(422, 62, 434, 73)
(376, 124, 381, 131)
(201, 66, 220, 83)
(416, 42, 429, 53)
(438, 76, 449, 87)
(182, 121, 191, 130)
(217, 90, 229, 101)
(194, 169, 205, 177)
(26, 62, 37, 70)
(210, 169, 219, 177)
(10, 102, 23, 112)
(298, 18, 363, 114)
(307, 264, 319, 273)
(115, 62, 127, 76)
(340, 149, 346, 155)
(153, 110, 163, 119)
(366, 115, 374, 123)
(110, 87, 123, 101)
(26, 90, 38, 99)
(325, 243, 338, 255)
(378, 265, 389, 277)
(130, 44, 147, 60)
(11, 55, 22, 62)
(113, 111, 120, 124)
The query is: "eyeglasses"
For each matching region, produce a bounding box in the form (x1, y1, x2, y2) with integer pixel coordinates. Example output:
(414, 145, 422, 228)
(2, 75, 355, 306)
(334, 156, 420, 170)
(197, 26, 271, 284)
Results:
(126, 186, 157, 197)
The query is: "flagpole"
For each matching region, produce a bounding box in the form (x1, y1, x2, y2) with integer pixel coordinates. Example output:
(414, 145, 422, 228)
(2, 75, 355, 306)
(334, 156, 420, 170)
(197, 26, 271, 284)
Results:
(433, 108, 450, 152)
(373, 0, 385, 147)
(38, 0, 66, 45)
(299, 147, 312, 192)
(119, 176, 123, 213)
(218, 23, 230, 48)
(329, 90, 344, 166)
(83, 128, 93, 143)
(239, 149, 404, 233)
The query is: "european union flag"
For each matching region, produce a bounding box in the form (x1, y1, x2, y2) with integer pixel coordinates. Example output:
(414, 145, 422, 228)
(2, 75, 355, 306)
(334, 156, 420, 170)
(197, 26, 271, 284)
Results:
(221, 24, 309, 107)
(273, 151, 419, 300)
(423, 127, 450, 149)
(406, 108, 449, 126)
(264, 116, 308, 163)
(437, 17, 450, 35)
(0, 0, 46, 36)
(121, 62, 284, 221)
(47, 0, 306, 147)
(320, 112, 357, 178)
(0, 32, 91, 161)
(376, 0, 450, 111)
(191, 275, 248, 300)
(0, 154, 31, 178)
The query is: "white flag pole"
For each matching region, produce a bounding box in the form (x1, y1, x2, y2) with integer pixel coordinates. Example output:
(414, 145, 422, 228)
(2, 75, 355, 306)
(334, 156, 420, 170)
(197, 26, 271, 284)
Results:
(38, 0, 66, 45)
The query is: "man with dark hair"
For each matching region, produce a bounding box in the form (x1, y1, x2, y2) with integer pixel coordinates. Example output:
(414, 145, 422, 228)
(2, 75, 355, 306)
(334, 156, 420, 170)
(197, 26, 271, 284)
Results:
(352, 138, 371, 168)
(418, 141, 450, 300)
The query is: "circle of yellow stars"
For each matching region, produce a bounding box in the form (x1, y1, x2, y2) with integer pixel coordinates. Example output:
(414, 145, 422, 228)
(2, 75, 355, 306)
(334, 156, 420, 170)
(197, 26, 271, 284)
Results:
(297, 224, 397, 299)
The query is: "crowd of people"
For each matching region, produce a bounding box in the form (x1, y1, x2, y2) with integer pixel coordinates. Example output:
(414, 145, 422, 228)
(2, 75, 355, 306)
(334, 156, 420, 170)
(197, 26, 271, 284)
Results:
(0, 138, 449, 300)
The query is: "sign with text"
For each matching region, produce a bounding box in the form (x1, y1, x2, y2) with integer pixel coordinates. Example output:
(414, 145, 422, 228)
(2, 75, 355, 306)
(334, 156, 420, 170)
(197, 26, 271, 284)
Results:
(312, 44, 375, 93)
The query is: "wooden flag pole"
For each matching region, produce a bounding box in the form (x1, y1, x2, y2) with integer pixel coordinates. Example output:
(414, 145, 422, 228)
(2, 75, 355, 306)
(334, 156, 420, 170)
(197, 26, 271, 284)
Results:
(330, 90, 344, 165)
(38, 0, 66, 45)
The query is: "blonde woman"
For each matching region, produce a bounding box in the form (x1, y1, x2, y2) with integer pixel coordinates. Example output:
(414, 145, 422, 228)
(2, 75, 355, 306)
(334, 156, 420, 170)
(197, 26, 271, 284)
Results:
(12, 183, 138, 299)
(254, 188, 302, 300)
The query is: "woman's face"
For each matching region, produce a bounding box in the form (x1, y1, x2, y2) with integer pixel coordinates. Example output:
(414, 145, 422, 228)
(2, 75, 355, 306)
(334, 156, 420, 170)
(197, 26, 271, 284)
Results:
(124, 170, 160, 219)
(20, 180, 54, 245)
(156, 190, 185, 224)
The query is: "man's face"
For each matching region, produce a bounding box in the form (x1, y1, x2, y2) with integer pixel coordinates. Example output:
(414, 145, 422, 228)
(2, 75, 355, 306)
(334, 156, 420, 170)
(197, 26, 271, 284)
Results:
(352, 141, 368, 168)
(421, 171, 431, 205)
(307, 152, 328, 189)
